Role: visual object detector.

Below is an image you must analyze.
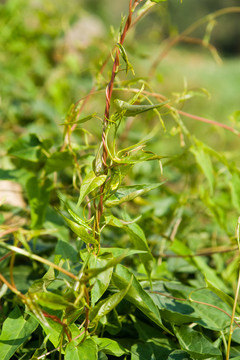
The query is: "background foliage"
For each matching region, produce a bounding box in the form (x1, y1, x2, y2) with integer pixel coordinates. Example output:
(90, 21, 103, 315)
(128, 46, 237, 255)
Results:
(1, 0, 240, 359)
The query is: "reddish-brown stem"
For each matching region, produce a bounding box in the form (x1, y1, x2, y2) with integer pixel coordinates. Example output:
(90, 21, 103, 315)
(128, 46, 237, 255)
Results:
(42, 311, 72, 342)
(0, 251, 12, 262)
(0, 228, 20, 238)
(97, 0, 140, 224)
(177, 109, 240, 136)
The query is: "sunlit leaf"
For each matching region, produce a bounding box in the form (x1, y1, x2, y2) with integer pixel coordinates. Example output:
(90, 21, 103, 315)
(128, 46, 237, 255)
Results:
(33, 292, 73, 310)
(57, 211, 98, 244)
(0, 307, 38, 360)
(105, 182, 164, 207)
(65, 338, 98, 360)
(90, 276, 133, 325)
(89, 252, 114, 306)
(94, 337, 129, 357)
(77, 171, 107, 206)
(174, 325, 222, 359)
(112, 264, 171, 333)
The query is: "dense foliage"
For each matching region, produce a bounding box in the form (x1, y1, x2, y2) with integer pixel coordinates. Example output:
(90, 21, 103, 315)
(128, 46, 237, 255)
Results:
(1, 1, 240, 359)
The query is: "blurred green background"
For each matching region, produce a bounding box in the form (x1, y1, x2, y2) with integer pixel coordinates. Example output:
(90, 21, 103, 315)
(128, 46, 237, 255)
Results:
(0, 0, 239, 155)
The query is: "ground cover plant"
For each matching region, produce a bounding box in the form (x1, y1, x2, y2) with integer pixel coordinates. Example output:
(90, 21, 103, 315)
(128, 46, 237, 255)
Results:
(1, 0, 240, 359)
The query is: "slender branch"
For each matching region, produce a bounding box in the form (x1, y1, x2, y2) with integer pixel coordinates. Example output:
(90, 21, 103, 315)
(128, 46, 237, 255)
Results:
(114, 87, 240, 136)
(177, 109, 240, 136)
(0, 242, 79, 281)
(97, 0, 142, 224)
(149, 7, 240, 77)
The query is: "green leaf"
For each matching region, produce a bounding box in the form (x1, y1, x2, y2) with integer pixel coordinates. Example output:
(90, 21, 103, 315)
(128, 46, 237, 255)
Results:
(205, 277, 235, 310)
(26, 176, 52, 229)
(39, 319, 81, 348)
(164, 282, 231, 331)
(57, 211, 98, 245)
(33, 292, 73, 310)
(55, 240, 79, 262)
(190, 142, 214, 195)
(99, 247, 147, 258)
(131, 342, 171, 360)
(62, 110, 97, 125)
(94, 337, 128, 357)
(174, 325, 222, 359)
(117, 43, 135, 75)
(89, 252, 114, 306)
(28, 267, 56, 293)
(170, 239, 228, 293)
(77, 171, 107, 206)
(90, 276, 133, 325)
(8, 133, 43, 162)
(114, 99, 169, 117)
(105, 183, 164, 207)
(104, 215, 153, 277)
(45, 151, 73, 174)
(231, 328, 240, 345)
(112, 264, 171, 333)
(0, 307, 38, 360)
(125, 220, 154, 278)
(65, 338, 98, 360)
(167, 350, 191, 359)
(150, 292, 200, 325)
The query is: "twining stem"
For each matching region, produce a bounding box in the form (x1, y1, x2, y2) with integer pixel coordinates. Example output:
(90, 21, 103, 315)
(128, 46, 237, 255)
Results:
(97, 0, 144, 225)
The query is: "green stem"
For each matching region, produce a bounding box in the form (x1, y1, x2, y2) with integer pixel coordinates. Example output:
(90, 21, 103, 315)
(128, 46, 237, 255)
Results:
(0, 242, 78, 281)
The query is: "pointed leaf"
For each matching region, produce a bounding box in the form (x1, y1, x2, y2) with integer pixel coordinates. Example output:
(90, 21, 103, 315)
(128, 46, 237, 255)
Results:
(90, 277, 133, 325)
(125, 221, 154, 277)
(33, 292, 73, 310)
(89, 253, 114, 306)
(105, 183, 164, 207)
(112, 264, 170, 333)
(77, 171, 107, 206)
(57, 211, 98, 244)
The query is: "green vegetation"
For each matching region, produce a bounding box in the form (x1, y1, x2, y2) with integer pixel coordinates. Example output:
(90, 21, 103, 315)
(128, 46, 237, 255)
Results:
(1, 1, 240, 359)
